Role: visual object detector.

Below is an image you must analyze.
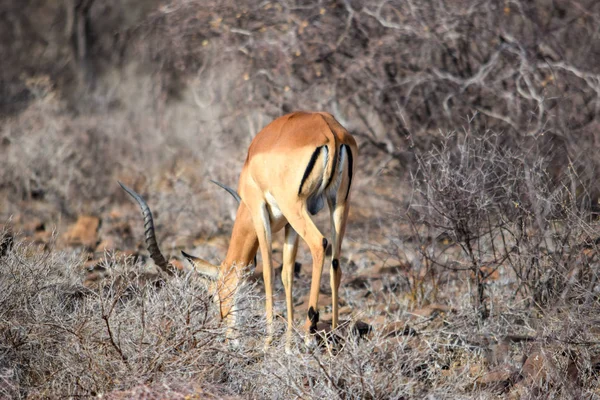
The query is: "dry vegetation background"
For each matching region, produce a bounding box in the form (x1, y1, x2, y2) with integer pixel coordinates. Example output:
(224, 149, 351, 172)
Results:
(2, 0, 600, 398)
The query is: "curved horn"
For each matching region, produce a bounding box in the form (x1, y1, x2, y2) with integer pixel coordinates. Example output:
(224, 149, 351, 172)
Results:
(118, 182, 173, 275)
(210, 179, 241, 205)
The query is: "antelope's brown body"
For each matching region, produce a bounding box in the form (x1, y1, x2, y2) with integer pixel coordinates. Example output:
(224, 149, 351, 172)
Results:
(223, 111, 357, 346)
(124, 111, 357, 350)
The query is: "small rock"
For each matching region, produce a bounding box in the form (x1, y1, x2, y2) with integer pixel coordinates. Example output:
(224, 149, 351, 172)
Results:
(338, 306, 353, 315)
(352, 320, 373, 337)
(170, 259, 187, 271)
(320, 306, 353, 322)
(62, 216, 100, 249)
(475, 364, 518, 392)
(0, 230, 14, 257)
(521, 350, 551, 383)
(410, 303, 454, 319)
(84, 259, 104, 272)
(295, 293, 346, 311)
(95, 237, 116, 252)
(345, 273, 383, 289)
(382, 321, 417, 338)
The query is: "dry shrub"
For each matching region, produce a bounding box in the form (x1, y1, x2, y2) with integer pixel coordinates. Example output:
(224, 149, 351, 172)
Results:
(0, 69, 244, 236)
(5, 1, 600, 183)
(2, 227, 599, 399)
(399, 122, 600, 397)
(1, 94, 126, 212)
(135, 0, 600, 181)
(410, 123, 600, 313)
(0, 234, 229, 398)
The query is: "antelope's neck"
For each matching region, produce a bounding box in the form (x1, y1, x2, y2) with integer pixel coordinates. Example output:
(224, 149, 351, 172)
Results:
(222, 202, 259, 269)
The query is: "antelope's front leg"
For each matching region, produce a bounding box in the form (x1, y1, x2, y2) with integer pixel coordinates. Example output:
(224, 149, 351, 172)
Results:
(249, 202, 275, 349)
(217, 264, 244, 346)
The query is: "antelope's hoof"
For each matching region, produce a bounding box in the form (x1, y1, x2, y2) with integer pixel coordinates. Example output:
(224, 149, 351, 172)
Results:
(303, 333, 318, 351)
(263, 336, 273, 352)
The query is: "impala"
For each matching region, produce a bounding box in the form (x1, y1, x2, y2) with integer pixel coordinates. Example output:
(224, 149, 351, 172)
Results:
(120, 111, 357, 349)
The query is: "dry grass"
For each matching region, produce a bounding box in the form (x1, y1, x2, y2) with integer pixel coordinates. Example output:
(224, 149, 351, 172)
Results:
(2, 225, 599, 399)
(2, 1, 600, 398)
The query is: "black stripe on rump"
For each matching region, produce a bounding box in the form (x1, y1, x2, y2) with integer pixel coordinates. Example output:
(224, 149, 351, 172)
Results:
(342, 144, 353, 200)
(325, 144, 338, 189)
(298, 145, 324, 195)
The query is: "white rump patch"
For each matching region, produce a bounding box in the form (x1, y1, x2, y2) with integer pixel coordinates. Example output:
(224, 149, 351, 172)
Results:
(318, 146, 329, 194)
(327, 144, 347, 198)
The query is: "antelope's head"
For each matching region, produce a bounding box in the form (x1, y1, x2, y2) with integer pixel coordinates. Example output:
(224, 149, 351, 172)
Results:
(118, 181, 251, 324)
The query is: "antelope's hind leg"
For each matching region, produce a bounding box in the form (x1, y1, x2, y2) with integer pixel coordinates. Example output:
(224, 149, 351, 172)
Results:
(327, 198, 350, 329)
(328, 143, 353, 330)
(279, 203, 327, 343)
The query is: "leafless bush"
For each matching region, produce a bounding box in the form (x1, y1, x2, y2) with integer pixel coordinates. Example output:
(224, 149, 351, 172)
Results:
(411, 128, 517, 317)
(0, 94, 127, 214)
(131, 1, 600, 184)
(1, 234, 417, 398)
(5, 0, 600, 218)
(4, 1, 600, 183)
(2, 226, 600, 398)
(0, 76, 243, 231)
(0, 234, 232, 398)
(410, 123, 600, 321)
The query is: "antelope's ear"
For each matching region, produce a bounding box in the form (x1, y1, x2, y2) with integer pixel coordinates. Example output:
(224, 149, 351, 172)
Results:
(181, 251, 219, 279)
(210, 180, 241, 205)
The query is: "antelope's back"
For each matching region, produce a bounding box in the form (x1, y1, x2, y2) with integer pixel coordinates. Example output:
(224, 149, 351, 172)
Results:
(241, 112, 355, 205)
